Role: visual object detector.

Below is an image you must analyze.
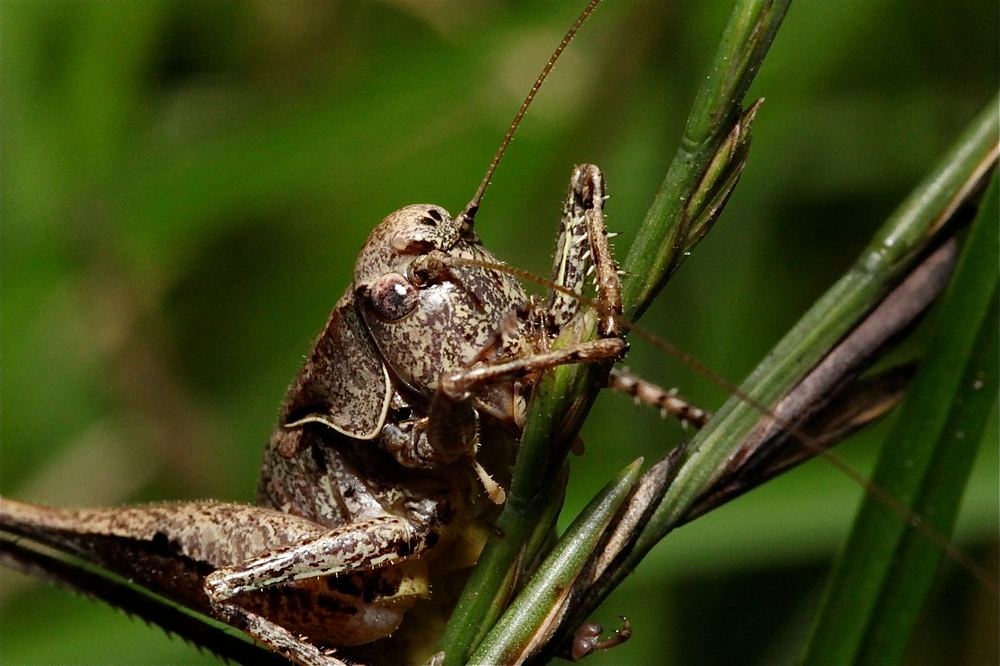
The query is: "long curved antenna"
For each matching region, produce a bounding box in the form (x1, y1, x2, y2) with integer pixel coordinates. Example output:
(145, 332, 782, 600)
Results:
(456, 0, 605, 233)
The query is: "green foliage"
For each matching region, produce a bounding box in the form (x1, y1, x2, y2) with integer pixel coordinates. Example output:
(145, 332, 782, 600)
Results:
(1, 1, 996, 664)
(804, 174, 1000, 665)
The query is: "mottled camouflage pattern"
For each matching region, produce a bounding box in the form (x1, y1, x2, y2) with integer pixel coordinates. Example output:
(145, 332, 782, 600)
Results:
(0, 498, 413, 647)
(0, 166, 623, 666)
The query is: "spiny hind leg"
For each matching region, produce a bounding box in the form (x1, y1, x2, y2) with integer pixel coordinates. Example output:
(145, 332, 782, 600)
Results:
(208, 603, 350, 666)
(204, 516, 434, 601)
(203, 516, 434, 660)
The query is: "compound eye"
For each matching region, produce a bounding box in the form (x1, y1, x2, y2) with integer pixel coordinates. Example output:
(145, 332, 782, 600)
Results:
(366, 272, 419, 321)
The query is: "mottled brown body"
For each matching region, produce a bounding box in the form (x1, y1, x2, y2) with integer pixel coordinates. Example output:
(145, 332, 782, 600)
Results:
(0, 164, 626, 665)
(242, 167, 625, 654)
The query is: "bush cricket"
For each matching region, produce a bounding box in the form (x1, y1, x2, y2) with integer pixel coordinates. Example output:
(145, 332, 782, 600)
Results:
(1, 1, 996, 664)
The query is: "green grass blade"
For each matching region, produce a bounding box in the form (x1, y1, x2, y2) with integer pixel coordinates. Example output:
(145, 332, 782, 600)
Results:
(802, 172, 1000, 665)
(579, 95, 999, 613)
(468, 460, 643, 665)
(621, 0, 791, 321)
(638, 96, 999, 546)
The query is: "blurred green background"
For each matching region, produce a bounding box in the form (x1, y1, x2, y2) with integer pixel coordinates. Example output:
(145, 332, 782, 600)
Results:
(1, 1, 996, 664)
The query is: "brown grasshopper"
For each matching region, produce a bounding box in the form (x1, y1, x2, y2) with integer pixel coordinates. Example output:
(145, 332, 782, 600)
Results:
(0, 4, 653, 663)
(1, 1, 996, 665)
(2, 161, 639, 665)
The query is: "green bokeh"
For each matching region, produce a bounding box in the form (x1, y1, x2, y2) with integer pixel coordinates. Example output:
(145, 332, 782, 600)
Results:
(1, 1, 996, 664)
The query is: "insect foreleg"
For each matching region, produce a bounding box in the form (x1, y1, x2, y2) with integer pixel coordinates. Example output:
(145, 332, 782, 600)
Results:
(607, 368, 712, 428)
(438, 164, 629, 405)
(548, 164, 622, 337)
(437, 339, 627, 410)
